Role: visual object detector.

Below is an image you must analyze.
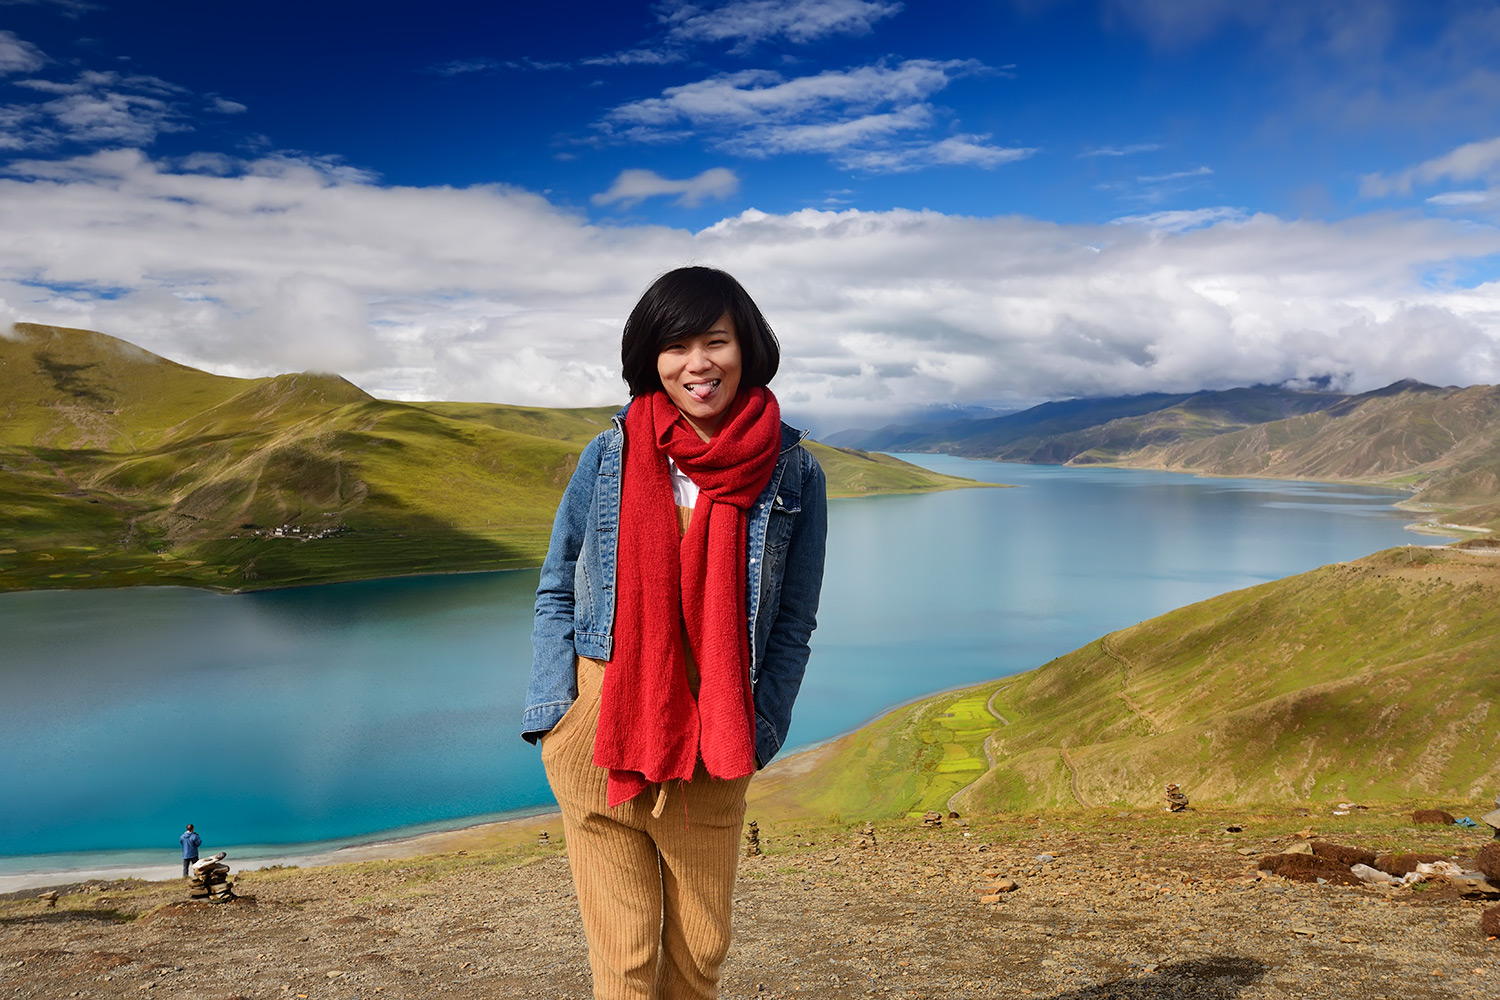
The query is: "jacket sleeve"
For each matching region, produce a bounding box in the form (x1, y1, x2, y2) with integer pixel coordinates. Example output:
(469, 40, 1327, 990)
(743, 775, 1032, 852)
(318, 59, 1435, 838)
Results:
(753, 449, 828, 766)
(522, 434, 603, 744)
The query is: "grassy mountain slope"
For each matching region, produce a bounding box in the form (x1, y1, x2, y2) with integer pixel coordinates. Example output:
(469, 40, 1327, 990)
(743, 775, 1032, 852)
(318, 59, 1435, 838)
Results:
(748, 545, 1500, 821)
(1137, 383, 1500, 500)
(1, 323, 985, 591)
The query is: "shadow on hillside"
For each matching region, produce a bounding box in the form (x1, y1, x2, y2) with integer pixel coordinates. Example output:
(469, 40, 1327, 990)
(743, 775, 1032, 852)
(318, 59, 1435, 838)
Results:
(33, 351, 111, 405)
(1043, 956, 1266, 999)
(204, 504, 545, 590)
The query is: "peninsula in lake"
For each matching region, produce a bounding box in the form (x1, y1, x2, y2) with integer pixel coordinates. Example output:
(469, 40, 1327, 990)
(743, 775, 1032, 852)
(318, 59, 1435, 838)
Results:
(0, 323, 988, 592)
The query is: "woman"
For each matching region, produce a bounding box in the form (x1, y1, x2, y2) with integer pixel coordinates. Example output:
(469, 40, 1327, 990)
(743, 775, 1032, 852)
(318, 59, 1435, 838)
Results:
(523, 266, 827, 999)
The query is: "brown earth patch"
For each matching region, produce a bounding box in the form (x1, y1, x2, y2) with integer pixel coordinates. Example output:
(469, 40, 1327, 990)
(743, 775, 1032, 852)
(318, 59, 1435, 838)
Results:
(1413, 809, 1457, 825)
(1257, 853, 1363, 885)
(1375, 852, 1451, 876)
(1475, 842, 1500, 882)
(1310, 842, 1377, 868)
(1482, 904, 1500, 938)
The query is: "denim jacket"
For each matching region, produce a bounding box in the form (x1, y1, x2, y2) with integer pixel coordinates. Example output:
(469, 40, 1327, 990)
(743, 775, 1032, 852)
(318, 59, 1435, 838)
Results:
(523, 403, 827, 768)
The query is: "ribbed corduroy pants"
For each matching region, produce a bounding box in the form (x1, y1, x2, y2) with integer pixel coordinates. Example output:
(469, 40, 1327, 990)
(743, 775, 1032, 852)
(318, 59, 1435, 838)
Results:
(543, 655, 751, 1000)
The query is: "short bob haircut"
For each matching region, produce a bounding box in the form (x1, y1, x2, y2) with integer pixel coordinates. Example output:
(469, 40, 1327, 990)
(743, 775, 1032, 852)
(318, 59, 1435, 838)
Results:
(621, 266, 780, 397)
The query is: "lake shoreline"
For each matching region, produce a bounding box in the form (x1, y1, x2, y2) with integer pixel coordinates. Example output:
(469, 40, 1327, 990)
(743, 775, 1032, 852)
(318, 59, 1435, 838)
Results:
(0, 807, 565, 895)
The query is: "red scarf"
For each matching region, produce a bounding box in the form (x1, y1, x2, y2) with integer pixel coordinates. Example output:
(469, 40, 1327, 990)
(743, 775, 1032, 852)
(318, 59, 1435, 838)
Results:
(593, 387, 781, 807)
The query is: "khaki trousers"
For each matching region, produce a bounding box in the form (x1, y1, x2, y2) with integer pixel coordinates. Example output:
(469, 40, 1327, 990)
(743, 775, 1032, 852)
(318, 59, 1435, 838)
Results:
(542, 657, 751, 1000)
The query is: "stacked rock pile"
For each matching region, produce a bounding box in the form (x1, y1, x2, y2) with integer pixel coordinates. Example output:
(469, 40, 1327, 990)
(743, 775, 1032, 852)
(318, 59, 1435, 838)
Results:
(188, 852, 235, 903)
(1165, 783, 1189, 812)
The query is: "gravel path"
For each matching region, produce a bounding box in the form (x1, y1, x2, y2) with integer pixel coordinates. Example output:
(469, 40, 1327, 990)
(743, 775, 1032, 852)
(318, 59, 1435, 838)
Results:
(3, 818, 1496, 999)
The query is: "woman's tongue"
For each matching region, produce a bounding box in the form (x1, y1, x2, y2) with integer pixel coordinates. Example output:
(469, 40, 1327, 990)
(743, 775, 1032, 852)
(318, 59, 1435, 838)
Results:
(688, 380, 718, 401)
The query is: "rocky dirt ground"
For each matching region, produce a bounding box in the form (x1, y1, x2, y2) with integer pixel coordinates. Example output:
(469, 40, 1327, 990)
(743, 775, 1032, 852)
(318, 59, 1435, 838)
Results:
(3, 808, 1497, 1000)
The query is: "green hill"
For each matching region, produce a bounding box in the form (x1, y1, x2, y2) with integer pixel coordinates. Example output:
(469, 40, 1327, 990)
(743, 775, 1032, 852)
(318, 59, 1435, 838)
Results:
(749, 544, 1500, 821)
(0, 323, 987, 592)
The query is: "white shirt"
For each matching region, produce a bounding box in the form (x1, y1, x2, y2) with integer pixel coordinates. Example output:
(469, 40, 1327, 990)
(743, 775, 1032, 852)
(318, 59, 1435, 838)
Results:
(667, 457, 700, 508)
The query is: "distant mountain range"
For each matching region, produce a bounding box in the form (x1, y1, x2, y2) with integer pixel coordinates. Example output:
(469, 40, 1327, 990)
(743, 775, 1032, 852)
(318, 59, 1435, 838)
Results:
(0, 323, 983, 592)
(828, 381, 1500, 526)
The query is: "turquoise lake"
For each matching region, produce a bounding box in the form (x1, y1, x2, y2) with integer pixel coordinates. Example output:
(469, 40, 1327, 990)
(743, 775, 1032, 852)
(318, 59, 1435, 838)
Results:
(0, 456, 1453, 874)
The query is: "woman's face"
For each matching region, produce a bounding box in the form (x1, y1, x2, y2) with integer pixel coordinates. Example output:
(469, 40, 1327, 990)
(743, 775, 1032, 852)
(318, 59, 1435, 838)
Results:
(657, 311, 743, 441)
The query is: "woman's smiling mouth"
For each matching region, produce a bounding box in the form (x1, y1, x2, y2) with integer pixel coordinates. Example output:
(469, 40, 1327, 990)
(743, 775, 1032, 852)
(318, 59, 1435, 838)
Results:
(686, 379, 720, 400)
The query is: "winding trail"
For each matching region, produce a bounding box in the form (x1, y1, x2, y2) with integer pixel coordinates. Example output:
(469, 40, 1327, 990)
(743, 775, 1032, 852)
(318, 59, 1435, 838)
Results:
(1059, 747, 1088, 807)
(1100, 635, 1164, 735)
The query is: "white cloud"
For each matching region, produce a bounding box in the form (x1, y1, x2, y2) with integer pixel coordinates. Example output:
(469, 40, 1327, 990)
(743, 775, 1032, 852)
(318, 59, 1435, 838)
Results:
(922, 134, 1034, 168)
(592, 167, 740, 207)
(581, 48, 685, 67)
(1110, 206, 1246, 232)
(211, 97, 248, 114)
(0, 30, 45, 75)
(431, 57, 502, 76)
(2, 69, 191, 149)
(599, 59, 1008, 174)
(1362, 135, 1500, 197)
(737, 104, 931, 156)
(605, 61, 971, 128)
(1139, 165, 1212, 183)
(841, 133, 1035, 173)
(1426, 190, 1495, 206)
(1080, 143, 1161, 157)
(2, 151, 1498, 428)
(658, 0, 903, 50)
(583, 1, 902, 67)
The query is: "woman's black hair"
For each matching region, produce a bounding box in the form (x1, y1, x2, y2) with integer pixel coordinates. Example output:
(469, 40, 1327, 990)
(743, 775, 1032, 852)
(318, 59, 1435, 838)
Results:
(621, 266, 781, 397)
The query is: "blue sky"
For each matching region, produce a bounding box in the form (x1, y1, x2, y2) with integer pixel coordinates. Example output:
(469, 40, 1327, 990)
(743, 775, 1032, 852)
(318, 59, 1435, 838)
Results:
(2, 0, 1499, 428)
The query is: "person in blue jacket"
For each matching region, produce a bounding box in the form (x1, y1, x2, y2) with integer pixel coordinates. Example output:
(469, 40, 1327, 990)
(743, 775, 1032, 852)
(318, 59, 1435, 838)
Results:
(179, 823, 200, 878)
(524, 266, 827, 999)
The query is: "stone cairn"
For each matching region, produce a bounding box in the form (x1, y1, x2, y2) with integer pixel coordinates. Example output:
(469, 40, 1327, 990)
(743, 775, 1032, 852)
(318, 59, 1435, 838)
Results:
(1165, 783, 1189, 812)
(538, 830, 550, 847)
(744, 820, 761, 857)
(921, 810, 943, 828)
(851, 821, 877, 850)
(189, 852, 235, 903)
